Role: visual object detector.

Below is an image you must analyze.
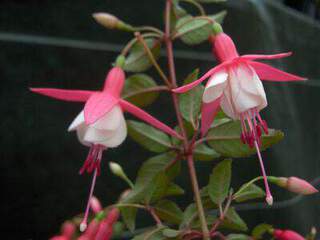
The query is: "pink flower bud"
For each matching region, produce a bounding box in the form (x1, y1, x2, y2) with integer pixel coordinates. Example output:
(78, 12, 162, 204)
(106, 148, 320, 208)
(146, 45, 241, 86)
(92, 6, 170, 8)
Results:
(287, 177, 318, 195)
(93, 13, 120, 29)
(61, 221, 75, 239)
(95, 208, 120, 240)
(50, 237, 68, 240)
(90, 196, 103, 214)
(274, 229, 305, 240)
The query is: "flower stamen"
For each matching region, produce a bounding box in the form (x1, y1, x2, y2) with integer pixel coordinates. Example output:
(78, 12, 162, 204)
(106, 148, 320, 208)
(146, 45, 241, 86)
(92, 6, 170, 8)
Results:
(79, 144, 106, 232)
(240, 109, 273, 205)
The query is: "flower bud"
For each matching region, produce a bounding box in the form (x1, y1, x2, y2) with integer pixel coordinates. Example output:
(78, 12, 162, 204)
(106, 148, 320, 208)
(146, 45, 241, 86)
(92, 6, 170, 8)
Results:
(93, 13, 133, 31)
(273, 229, 305, 240)
(286, 177, 318, 195)
(109, 162, 125, 177)
(90, 196, 103, 214)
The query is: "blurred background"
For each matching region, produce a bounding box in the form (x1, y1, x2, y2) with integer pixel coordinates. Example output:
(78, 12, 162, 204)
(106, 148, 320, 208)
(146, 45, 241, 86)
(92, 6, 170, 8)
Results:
(0, 0, 319, 239)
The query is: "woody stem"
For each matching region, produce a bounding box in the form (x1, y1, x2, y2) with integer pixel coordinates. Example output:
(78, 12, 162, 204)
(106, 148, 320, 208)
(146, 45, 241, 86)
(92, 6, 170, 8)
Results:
(164, 0, 210, 239)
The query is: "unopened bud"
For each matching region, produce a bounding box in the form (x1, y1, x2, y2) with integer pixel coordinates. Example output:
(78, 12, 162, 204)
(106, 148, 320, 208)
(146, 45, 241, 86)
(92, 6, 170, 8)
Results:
(287, 177, 318, 195)
(93, 13, 134, 31)
(109, 162, 124, 177)
(273, 229, 305, 240)
(90, 196, 103, 214)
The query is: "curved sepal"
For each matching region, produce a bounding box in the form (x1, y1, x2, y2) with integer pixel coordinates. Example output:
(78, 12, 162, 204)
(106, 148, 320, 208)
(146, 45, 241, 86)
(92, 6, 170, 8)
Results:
(30, 88, 94, 102)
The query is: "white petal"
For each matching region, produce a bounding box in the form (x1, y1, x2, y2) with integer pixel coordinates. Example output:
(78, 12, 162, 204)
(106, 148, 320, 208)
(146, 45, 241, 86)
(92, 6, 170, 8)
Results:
(68, 111, 85, 131)
(99, 118, 127, 148)
(92, 105, 123, 131)
(202, 70, 228, 103)
(76, 124, 91, 147)
(220, 86, 238, 119)
(227, 63, 267, 115)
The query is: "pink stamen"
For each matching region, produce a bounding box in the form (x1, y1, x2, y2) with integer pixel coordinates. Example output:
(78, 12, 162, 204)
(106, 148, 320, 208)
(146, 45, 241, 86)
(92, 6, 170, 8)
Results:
(254, 141, 273, 205)
(240, 109, 273, 205)
(79, 145, 106, 232)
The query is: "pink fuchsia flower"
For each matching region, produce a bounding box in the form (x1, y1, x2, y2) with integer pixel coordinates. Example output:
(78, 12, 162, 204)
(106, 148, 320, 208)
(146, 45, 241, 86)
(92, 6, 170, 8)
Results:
(95, 208, 120, 240)
(78, 219, 100, 240)
(50, 221, 75, 240)
(273, 229, 305, 240)
(173, 31, 305, 205)
(30, 66, 182, 231)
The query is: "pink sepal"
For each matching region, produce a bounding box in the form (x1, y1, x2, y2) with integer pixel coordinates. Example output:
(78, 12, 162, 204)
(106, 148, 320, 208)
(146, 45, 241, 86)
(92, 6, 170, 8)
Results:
(173, 63, 227, 94)
(90, 196, 103, 214)
(84, 92, 119, 125)
(103, 67, 125, 98)
(120, 100, 183, 139)
(249, 61, 306, 82)
(201, 97, 221, 137)
(240, 52, 292, 61)
(30, 88, 94, 102)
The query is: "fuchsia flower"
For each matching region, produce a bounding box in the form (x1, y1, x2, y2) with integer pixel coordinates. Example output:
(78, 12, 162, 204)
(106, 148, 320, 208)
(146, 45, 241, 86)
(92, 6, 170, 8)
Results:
(273, 229, 305, 240)
(31, 66, 181, 231)
(50, 221, 75, 240)
(286, 177, 318, 195)
(173, 32, 305, 205)
(95, 208, 120, 240)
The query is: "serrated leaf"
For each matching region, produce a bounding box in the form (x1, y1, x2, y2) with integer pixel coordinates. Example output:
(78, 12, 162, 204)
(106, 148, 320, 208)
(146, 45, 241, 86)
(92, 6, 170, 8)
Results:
(127, 120, 173, 153)
(124, 38, 161, 72)
(175, 11, 227, 45)
(207, 120, 284, 158)
(121, 152, 178, 207)
(194, 143, 220, 161)
(227, 234, 251, 240)
(122, 74, 160, 107)
(154, 200, 183, 225)
(179, 69, 204, 126)
(234, 183, 265, 203)
(252, 223, 273, 239)
(208, 159, 232, 204)
(221, 208, 248, 232)
(120, 207, 137, 232)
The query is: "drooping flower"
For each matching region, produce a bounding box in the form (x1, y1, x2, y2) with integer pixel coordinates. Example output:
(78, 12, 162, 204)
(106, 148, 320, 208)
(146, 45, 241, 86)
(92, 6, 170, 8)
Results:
(173, 30, 305, 205)
(273, 229, 305, 240)
(31, 65, 181, 230)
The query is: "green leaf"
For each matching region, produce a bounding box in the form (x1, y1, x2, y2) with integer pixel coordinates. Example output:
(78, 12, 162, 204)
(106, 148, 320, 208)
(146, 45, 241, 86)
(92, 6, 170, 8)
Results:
(163, 183, 185, 197)
(120, 207, 137, 232)
(162, 228, 181, 238)
(226, 234, 251, 240)
(124, 38, 161, 72)
(122, 74, 160, 107)
(179, 69, 203, 126)
(252, 223, 273, 239)
(194, 143, 220, 161)
(207, 120, 284, 158)
(154, 200, 183, 225)
(180, 204, 197, 229)
(221, 208, 248, 232)
(170, 1, 188, 30)
(131, 227, 166, 240)
(208, 159, 232, 204)
(121, 152, 178, 207)
(234, 183, 265, 203)
(127, 120, 173, 153)
(175, 11, 227, 45)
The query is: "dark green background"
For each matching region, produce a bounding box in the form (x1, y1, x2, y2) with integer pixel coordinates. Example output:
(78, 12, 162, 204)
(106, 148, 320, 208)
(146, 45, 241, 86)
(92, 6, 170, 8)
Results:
(0, 0, 319, 239)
